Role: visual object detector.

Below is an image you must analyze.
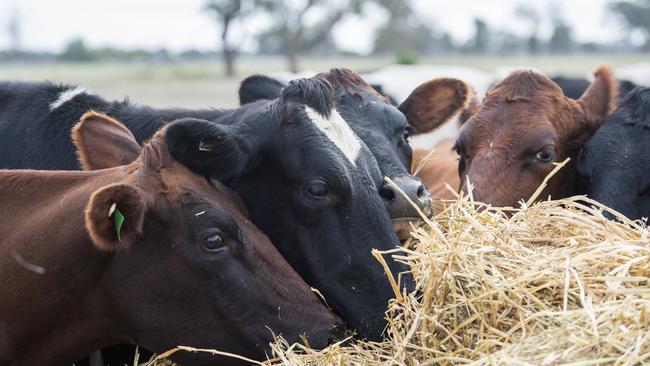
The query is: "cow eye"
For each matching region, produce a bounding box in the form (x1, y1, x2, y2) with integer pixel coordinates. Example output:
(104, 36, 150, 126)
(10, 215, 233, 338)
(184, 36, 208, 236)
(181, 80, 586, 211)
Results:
(305, 180, 329, 199)
(202, 232, 226, 252)
(402, 125, 414, 142)
(535, 148, 555, 163)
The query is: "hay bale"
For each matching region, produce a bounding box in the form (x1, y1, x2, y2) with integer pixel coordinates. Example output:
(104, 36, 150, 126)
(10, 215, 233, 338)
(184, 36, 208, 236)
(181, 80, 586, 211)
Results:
(151, 196, 649, 365)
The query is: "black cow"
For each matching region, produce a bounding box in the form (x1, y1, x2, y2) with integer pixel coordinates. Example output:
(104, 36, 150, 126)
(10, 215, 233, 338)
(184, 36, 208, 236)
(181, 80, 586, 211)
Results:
(577, 86, 650, 221)
(239, 69, 473, 237)
(552, 75, 639, 100)
(0, 78, 412, 361)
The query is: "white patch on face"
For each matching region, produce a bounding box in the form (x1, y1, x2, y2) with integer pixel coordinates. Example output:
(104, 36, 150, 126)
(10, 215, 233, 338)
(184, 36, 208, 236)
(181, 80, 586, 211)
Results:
(49, 87, 87, 111)
(305, 106, 361, 165)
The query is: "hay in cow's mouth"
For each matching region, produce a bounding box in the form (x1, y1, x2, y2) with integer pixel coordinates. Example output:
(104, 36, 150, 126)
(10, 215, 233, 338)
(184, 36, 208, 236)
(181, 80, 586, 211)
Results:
(148, 195, 649, 366)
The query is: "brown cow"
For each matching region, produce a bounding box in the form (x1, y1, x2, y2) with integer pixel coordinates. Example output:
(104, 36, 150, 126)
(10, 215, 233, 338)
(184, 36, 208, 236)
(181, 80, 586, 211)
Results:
(455, 65, 618, 207)
(412, 138, 460, 201)
(0, 112, 342, 366)
(411, 90, 479, 203)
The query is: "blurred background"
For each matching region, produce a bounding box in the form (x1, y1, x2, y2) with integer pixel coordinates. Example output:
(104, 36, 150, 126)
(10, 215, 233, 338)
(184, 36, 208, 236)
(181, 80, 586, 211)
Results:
(0, 0, 648, 110)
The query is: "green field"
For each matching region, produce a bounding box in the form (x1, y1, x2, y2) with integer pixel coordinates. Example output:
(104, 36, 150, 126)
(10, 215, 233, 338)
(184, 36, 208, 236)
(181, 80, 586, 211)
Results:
(0, 53, 647, 108)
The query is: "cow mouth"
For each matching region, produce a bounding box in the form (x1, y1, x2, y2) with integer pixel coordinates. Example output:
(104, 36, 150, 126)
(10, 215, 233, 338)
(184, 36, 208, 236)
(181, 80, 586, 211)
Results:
(392, 217, 422, 240)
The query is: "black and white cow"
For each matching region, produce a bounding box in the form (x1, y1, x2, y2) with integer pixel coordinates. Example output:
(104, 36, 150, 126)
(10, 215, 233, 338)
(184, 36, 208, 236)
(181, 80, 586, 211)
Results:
(0, 78, 412, 356)
(577, 86, 650, 221)
(239, 69, 473, 237)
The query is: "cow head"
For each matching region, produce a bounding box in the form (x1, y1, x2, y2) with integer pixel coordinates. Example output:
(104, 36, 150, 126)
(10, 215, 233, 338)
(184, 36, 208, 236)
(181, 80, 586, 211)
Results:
(73, 112, 343, 365)
(577, 86, 650, 221)
(456, 65, 618, 208)
(239, 69, 472, 238)
(166, 77, 413, 340)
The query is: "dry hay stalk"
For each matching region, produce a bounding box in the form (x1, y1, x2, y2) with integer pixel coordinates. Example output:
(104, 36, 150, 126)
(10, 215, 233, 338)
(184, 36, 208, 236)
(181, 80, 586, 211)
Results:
(151, 195, 650, 365)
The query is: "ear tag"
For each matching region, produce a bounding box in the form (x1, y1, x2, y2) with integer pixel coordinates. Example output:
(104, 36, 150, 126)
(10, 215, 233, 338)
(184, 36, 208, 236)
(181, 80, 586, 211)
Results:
(198, 140, 213, 152)
(108, 202, 125, 242)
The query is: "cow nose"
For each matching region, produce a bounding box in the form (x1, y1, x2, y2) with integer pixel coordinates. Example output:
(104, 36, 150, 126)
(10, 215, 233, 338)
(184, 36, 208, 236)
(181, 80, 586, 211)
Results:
(308, 320, 346, 349)
(380, 176, 433, 219)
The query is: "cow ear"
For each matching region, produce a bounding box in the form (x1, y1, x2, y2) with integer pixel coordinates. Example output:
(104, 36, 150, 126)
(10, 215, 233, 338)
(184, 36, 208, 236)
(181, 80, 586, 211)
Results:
(164, 118, 251, 183)
(72, 111, 141, 170)
(85, 183, 146, 251)
(239, 75, 287, 105)
(458, 88, 480, 125)
(577, 65, 619, 127)
(399, 78, 472, 135)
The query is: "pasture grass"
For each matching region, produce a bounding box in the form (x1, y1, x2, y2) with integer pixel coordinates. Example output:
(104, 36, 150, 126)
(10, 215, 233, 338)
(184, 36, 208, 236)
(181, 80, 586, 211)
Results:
(2, 53, 648, 108)
(146, 189, 650, 365)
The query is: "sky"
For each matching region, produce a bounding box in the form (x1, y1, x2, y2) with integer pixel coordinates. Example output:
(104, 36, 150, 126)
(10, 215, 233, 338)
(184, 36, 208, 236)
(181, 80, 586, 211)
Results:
(0, 0, 630, 54)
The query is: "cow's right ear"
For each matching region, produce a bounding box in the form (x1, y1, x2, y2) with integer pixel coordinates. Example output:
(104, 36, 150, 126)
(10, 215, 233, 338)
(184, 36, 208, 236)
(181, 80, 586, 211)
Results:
(399, 78, 472, 135)
(72, 111, 142, 170)
(239, 75, 287, 105)
(85, 183, 146, 251)
(164, 118, 252, 183)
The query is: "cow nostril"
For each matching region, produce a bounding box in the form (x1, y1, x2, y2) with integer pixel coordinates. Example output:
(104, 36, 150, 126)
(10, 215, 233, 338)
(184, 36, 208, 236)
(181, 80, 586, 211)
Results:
(380, 185, 395, 202)
(416, 183, 426, 198)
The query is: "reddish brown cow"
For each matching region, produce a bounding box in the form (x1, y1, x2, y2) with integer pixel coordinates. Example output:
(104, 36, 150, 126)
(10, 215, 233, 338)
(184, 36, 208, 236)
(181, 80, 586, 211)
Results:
(0, 112, 342, 366)
(412, 138, 460, 201)
(455, 65, 618, 207)
(411, 91, 479, 204)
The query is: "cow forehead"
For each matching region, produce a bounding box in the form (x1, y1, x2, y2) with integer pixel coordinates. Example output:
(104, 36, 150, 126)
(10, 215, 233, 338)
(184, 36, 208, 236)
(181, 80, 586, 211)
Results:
(304, 106, 361, 166)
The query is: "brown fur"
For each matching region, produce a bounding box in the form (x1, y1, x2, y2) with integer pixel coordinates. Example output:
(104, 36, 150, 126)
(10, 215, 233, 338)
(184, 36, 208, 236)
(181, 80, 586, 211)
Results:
(412, 139, 460, 201)
(72, 111, 142, 170)
(400, 78, 472, 134)
(317, 68, 389, 103)
(0, 113, 340, 365)
(457, 65, 619, 207)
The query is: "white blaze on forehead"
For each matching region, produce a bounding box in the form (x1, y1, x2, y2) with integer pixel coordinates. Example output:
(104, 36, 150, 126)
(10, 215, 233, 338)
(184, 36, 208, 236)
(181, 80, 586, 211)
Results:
(49, 87, 87, 111)
(305, 106, 361, 165)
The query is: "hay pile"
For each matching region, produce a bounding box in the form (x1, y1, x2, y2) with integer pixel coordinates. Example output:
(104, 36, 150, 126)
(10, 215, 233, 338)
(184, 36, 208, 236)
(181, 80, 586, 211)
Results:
(151, 195, 650, 365)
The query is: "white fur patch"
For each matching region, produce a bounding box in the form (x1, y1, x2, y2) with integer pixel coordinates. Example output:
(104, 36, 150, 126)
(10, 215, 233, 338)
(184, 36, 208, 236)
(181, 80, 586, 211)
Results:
(49, 87, 87, 111)
(305, 106, 361, 165)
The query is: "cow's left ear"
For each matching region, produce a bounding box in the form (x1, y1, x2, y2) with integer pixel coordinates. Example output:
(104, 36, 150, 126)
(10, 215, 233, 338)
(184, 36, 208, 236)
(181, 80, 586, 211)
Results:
(85, 183, 146, 251)
(239, 75, 287, 105)
(399, 78, 473, 135)
(577, 65, 619, 127)
(72, 111, 142, 170)
(164, 118, 253, 184)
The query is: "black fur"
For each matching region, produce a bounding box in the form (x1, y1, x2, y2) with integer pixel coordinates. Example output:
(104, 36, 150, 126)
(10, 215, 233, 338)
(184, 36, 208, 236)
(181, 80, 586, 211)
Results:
(551, 76, 640, 100)
(239, 74, 287, 105)
(0, 79, 412, 361)
(578, 86, 650, 221)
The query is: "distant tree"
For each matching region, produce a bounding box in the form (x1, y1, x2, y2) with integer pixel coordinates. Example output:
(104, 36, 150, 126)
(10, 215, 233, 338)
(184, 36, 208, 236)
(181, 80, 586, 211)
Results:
(59, 38, 95, 61)
(549, 23, 573, 53)
(468, 18, 490, 54)
(610, 0, 650, 50)
(7, 9, 21, 55)
(515, 4, 541, 54)
(372, 0, 436, 56)
(255, 0, 363, 72)
(548, 3, 573, 53)
(204, 0, 247, 77)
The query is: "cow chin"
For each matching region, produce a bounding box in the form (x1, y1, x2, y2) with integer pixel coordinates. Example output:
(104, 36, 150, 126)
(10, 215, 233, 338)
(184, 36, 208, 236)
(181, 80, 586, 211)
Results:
(392, 217, 422, 240)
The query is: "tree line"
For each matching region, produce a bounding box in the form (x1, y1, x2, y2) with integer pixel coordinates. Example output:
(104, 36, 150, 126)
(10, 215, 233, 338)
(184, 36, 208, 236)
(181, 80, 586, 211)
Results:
(2, 0, 649, 75)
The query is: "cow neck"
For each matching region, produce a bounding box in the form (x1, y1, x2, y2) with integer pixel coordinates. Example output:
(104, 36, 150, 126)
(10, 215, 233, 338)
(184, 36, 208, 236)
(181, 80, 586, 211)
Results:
(0, 167, 134, 364)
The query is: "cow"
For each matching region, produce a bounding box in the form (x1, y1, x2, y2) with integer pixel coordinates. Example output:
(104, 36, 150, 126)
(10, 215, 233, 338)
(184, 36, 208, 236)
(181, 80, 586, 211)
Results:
(0, 112, 342, 366)
(412, 139, 460, 202)
(454, 65, 619, 208)
(411, 93, 480, 203)
(238, 68, 473, 237)
(577, 86, 650, 221)
(0, 77, 411, 353)
(551, 75, 638, 101)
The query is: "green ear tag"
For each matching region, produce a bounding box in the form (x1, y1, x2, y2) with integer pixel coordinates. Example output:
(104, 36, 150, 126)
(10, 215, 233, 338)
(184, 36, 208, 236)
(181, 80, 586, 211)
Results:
(111, 208, 125, 242)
